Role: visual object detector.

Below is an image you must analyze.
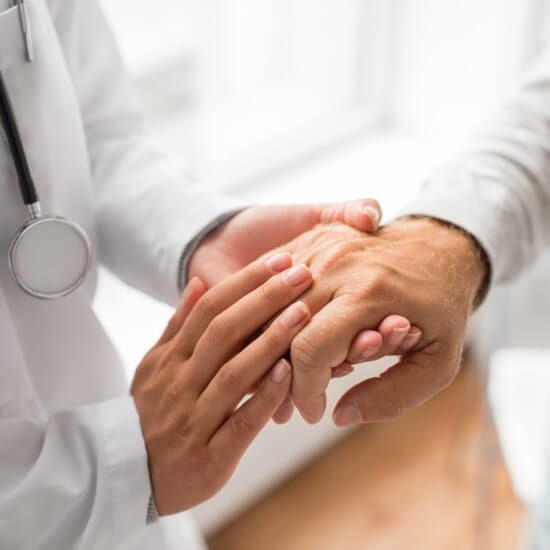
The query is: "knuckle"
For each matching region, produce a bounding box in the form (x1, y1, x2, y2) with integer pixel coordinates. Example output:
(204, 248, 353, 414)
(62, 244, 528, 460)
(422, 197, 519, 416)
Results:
(425, 340, 462, 389)
(261, 325, 286, 351)
(348, 266, 389, 301)
(365, 269, 387, 296)
(166, 386, 186, 407)
(316, 243, 348, 275)
(230, 408, 254, 437)
(173, 412, 195, 439)
(291, 333, 320, 372)
(367, 392, 405, 422)
(441, 357, 460, 388)
(207, 314, 231, 342)
(195, 292, 218, 321)
(258, 280, 280, 305)
(218, 363, 241, 389)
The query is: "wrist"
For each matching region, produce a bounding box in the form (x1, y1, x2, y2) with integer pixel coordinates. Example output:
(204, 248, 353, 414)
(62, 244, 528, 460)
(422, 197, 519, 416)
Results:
(392, 216, 490, 309)
(185, 208, 248, 284)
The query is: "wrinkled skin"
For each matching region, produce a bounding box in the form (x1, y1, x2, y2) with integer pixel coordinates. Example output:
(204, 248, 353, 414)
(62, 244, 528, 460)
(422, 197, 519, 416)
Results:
(275, 217, 487, 425)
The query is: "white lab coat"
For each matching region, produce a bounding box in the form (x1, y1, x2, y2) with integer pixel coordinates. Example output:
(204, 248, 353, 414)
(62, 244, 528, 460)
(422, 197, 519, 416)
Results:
(0, 0, 242, 548)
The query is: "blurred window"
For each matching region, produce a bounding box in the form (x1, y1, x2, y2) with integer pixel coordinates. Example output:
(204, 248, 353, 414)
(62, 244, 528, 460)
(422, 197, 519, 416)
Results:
(100, 0, 390, 187)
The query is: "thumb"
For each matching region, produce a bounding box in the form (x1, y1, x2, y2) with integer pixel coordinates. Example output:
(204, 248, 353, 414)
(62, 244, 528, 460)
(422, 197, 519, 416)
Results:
(318, 199, 382, 233)
(332, 344, 459, 426)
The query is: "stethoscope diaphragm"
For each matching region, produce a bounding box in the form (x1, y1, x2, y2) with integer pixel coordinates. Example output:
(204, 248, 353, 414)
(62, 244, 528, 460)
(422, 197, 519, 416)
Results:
(8, 214, 91, 300)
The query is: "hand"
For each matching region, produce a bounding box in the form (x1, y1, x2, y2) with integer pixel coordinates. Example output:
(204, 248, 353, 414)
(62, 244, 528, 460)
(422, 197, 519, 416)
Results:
(188, 200, 421, 405)
(279, 217, 487, 425)
(270, 312, 423, 424)
(131, 252, 314, 514)
(188, 200, 382, 287)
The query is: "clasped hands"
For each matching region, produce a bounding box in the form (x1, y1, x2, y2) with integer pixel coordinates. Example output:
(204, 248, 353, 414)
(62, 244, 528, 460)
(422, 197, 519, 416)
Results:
(131, 198, 486, 515)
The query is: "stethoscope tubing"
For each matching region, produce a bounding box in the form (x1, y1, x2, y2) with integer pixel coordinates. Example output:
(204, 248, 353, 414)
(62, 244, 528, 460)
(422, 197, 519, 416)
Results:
(0, 69, 38, 205)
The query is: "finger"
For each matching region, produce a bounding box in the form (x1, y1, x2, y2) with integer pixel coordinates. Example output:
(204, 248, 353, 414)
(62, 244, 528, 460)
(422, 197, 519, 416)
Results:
(157, 277, 207, 346)
(331, 362, 354, 378)
(196, 301, 310, 434)
(319, 199, 382, 233)
(346, 315, 411, 363)
(345, 330, 383, 363)
(272, 394, 294, 424)
(332, 344, 459, 426)
(395, 326, 423, 354)
(192, 265, 312, 387)
(291, 295, 374, 423)
(174, 251, 292, 355)
(208, 359, 292, 465)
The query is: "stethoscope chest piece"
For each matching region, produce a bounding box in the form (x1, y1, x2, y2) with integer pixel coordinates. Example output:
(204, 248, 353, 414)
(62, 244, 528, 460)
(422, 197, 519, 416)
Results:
(9, 213, 91, 299)
(1, 60, 92, 300)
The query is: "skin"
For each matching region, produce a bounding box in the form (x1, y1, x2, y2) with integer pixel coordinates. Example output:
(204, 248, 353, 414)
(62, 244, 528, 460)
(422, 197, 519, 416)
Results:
(131, 252, 316, 514)
(274, 216, 488, 425)
(188, 200, 423, 422)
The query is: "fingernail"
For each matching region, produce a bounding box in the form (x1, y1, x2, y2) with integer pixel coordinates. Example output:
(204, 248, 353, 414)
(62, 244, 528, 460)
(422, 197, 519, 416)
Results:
(271, 359, 291, 383)
(266, 252, 292, 273)
(401, 329, 422, 350)
(281, 301, 308, 328)
(387, 326, 409, 348)
(302, 395, 326, 424)
(364, 205, 380, 228)
(283, 264, 311, 286)
(333, 403, 361, 427)
(360, 346, 379, 360)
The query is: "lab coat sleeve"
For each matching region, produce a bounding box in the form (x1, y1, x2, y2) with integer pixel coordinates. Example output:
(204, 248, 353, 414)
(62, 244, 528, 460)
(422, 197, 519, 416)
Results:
(48, 0, 246, 306)
(0, 396, 152, 550)
(399, 47, 550, 287)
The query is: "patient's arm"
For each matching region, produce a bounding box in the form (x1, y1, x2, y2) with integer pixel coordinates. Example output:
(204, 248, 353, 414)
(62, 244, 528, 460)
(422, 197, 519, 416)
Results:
(276, 217, 487, 425)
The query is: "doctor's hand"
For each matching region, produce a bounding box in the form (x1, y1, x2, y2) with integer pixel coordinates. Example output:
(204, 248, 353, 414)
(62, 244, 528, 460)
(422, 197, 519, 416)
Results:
(131, 252, 313, 515)
(277, 217, 487, 425)
(188, 199, 382, 287)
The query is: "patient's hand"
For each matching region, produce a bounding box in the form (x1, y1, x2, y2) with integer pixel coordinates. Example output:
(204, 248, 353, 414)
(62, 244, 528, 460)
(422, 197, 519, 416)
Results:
(189, 199, 422, 423)
(278, 217, 487, 425)
(188, 199, 382, 288)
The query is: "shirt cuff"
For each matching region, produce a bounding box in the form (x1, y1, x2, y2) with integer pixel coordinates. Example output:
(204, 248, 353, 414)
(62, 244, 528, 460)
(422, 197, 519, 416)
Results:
(98, 396, 153, 539)
(178, 207, 248, 291)
(146, 495, 159, 524)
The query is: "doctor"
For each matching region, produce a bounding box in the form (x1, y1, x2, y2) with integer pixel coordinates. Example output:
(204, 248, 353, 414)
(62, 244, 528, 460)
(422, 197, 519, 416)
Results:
(0, 1, 422, 549)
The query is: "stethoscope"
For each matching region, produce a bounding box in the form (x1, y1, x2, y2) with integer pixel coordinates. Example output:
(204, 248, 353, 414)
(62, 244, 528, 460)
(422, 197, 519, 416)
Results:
(0, 6, 91, 299)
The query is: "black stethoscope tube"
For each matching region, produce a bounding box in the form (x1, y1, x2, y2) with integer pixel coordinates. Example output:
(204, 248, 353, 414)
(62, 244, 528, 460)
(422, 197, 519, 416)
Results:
(0, 69, 38, 205)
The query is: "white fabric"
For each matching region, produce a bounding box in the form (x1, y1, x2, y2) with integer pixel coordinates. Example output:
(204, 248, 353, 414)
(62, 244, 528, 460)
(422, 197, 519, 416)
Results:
(400, 46, 550, 287)
(0, 0, 240, 548)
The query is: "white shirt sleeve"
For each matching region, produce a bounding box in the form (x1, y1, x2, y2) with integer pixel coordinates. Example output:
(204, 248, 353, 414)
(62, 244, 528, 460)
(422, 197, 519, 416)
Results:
(399, 46, 550, 287)
(0, 395, 152, 550)
(48, 0, 246, 306)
